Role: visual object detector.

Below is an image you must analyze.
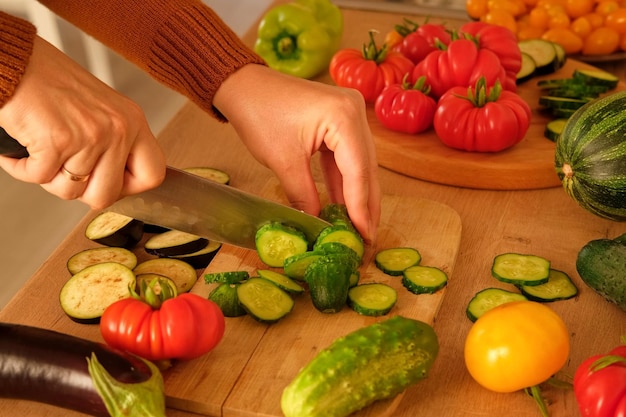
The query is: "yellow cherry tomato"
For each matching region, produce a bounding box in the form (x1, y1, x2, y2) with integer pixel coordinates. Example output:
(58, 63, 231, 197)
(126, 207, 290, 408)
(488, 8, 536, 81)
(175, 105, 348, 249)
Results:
(571, 15, 593, 38)
(518, 24, 547, 39)
(548, 10, 572, 27)
(542, 27, 584, 52)
(467, 0, 490, 19)
(488, 0, 528, 16)
(566, 0, 595, 18)
(464, 301, 570, 393)
(620, 32, 626, 50)
(529, 6, 551, 28)
(481, 9, 518, 33)
(596, 0, 620, 16)
(583, 12, 606, 28)
(605, 8, 626, 33)
(582, 26, 621, 54)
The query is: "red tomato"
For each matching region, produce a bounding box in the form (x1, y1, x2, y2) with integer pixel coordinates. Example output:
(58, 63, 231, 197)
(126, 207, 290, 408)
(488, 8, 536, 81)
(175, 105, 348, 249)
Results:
(329, 32, 415, 103)
(374, 76, 437, 134)
(391, 20, 451, 64)
(411, 37, 508, 99)
(459, 21, 522, 91)
(433, 78, 531, 152)
(574, 344, 626, 417)
(101, 293, 225, 361)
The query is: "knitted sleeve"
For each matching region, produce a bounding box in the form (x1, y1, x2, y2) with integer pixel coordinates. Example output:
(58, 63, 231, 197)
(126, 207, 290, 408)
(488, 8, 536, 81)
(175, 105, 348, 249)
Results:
(38, 0, 266, 120)
(0, 11, 36, 108)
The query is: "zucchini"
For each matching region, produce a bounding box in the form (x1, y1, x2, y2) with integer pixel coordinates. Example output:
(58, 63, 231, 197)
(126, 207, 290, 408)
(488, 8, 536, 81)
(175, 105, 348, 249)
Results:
(236, 277, 294, 323)
(208, 283, 247, 317)
(348, 283, 397, 316)
(59, 262, 136, 323)
(517, 39, 559, 75)
(281, 316, 439, 417)
(466, 287, 528, 322)
(66, 246, 137, 275)
(573, 68, 619, 89)
(204, 270, 250, 284)
(402, 265, 448, 294)
(313, 225, 364, 260)
(171, 240, 222, 269)
(85, 212, 144, 248)
(255, 222, 309, 267)
(516, 52, 536, 84)
(133, 258, 198, 293)
(183, 166, 230, 185)
(144, 230, 208, 257)
(614, 232, 626, 245)
(518, 269, 578, 302)
(538, 96, 590, 111)
(491, 253, 550, 286)
(305, 254, 354, 314)
(257, 269, 305, 294)
(374, 247, 421, 276)
(544, 118, 568, 142)
(552, 41, 567, 69)
(0, 323, 165, 417)
(576, 238, 626, 312)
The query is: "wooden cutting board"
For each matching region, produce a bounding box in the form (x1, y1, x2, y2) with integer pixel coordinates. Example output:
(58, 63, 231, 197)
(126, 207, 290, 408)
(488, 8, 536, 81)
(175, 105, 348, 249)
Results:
(366, 59, 626, 191)
(161, 180, 462, 417)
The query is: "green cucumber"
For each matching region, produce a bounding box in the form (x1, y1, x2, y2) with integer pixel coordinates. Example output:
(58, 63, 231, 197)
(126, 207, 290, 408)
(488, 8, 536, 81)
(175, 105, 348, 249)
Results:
(313, 225, 364, 260)
(281, 315, 439, 417)
(466, 287, 528, 322)
(518, 269, 578, 302)
(236, 277, 294, 323)
(491, 253, 550, 286)
(255, 222, 309, 267)
(319, 203, 356, 232)
(204, 270, 249, 284)
(402, 265, 448, 294)
(576, 238, 626, 312)
(208, 283, 247, 317)
(347, 283, 397, 316)
(256, 269, 305, 294)
(283, 251, 324, 281)
(304, 254, 354, 314)
(374, 247, 421, 276)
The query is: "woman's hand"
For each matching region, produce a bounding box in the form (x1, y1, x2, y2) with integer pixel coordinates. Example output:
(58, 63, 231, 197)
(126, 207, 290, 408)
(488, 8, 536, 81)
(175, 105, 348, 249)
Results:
(0, 36, 166, 209)
(214, 64, 381, 243)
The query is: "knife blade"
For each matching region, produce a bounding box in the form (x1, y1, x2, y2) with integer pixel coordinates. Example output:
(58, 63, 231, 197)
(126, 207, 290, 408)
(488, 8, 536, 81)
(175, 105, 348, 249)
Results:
(0, 127, 330, 249)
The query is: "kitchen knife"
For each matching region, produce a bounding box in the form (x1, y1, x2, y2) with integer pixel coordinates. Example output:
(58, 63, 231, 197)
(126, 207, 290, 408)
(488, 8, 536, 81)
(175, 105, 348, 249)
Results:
(0, 127, 330, 249)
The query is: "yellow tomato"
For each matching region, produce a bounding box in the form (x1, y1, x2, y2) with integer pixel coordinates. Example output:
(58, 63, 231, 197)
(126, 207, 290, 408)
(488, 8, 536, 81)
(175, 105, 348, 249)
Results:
(605, 8, 626, 33)
(518, 24, 547, 38)
(384, 29, 404, 49)
(548, 10, 572, 27)
(566, 0, 595, 17)
(620, 32, 626, 50)
(582, 26, 621, 53)
(596, 0, 620, 16)
(488, 0, 528, 16)
(529, 6, 551, 28)
(467, 0, 489, 19)
(583, 11, 606, 28)
(543, 27, 585, 52)
(481, 9, 518, 33)
(464, 301, 570, 393)
(571, 15, 594, 37)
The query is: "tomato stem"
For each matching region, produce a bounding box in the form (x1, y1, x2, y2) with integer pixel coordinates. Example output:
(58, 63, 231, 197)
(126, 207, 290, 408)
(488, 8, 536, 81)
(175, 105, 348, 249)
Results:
(590, 354, 626, 372)
(362, 30, 388, 63)
(529, 385, 551, 417)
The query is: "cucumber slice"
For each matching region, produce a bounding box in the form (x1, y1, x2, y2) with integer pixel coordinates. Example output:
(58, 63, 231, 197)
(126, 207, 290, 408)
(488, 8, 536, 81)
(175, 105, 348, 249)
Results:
(255, 222, 309, 267)
(133, 258, 198, 293)
(183, 166, 230, 185)
(144, 230, 208, 257)
(402, 265, 448, 294)
(518, 269, 578, 302)
(204, 270, 250, 284)
(491, 253, 550, 286)
(283, 251, 324, 281)
(348, 283, 397, 316)
(544, 118, 568, 142)
(85, 212, 144, 248)
(257, 269, 305, 294)
(66, 246, 137, 275)
(374, 247, 421, 276)
(60, 262, 136, 323)
(208, 283, 247, 317)
(466, 288, 528, 322)
(314, 225, 364, 260)
(237, 277, 294, 323)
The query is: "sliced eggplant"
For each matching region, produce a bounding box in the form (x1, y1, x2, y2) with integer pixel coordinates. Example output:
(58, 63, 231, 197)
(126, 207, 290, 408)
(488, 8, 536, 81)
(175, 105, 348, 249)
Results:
(183, 166, 230, 185)
(0, 323, 165, 417)
(59, 262, 136, 323)
(133, 258, 198, 293)
(66, 246, 138, 275)
(144, 230, 208, 257)
(85, 212, 144, 248)
(171, 240, 222, 269)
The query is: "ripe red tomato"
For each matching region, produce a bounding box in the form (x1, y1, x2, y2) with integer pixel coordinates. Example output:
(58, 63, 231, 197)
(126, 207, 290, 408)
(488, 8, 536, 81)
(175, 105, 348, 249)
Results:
(391, 20, 451, 64)
(374, 76, 437, 134)
(329, 32, 414, 103)
(101, 292, 225, 361)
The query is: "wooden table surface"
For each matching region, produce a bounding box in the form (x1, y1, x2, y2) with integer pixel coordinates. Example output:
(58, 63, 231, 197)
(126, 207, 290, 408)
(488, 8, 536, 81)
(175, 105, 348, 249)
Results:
(2, 4, 626, 417)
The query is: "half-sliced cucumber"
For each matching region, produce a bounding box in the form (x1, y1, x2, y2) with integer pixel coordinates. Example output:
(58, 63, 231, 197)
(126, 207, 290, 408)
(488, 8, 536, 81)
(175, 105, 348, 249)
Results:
(466, 287, 528, 322)
(59, 262, 136, 323)
(402, 265, 448, 294)
(204, 270, 250, 284)
(314, 225, 364, 260)
(348, 283, 397, 316)
(374, 247, 421, 276)
(237, 277, 294, 323)
(491, 253, 550, 286)
(66, 246, 137, 275)
(144, 230, 208, 257)
(518, 269, 578, 302)
(85, 212, 144, 248)
(209, 283, 247, 317)
(133, 258, 198, 293)
(255, 222, 309, 267)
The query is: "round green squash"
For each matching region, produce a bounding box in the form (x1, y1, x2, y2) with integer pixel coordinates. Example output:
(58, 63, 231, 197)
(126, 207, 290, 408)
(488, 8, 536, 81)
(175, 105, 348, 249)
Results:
(554, 90, 626, 221)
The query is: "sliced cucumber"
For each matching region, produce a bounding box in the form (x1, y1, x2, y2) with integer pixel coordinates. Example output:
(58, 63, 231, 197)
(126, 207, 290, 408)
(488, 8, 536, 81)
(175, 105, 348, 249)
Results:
(518, 39, 559, 75)
(518, 269, 578, 302)
(204, 270, 250, 284)
(66, 246, 137, 275)
(491, 253, 550, 286)
(60, 262, 136, 323)
(544, 118, 568, 142)
(402, 265, 448, 294)
(133, 258, 198, 293)
(283, 251, 324, 281)
(255, 222, 309, 267)
(237, 277, 294, 323)
(516, 52, 536, 84)
(171, 240, 222, 269)
(208, 283, 247, 317)
(305, 254, 354, 314)
(374, 247, 421, 276)
(257, 269, 305, 294)
(144, 230, 208, 257)
(319, 203, 356, 232)
(348, 283, 397, 316)
(573, 68, 619, 89)
(85, 212, 144, 248)
(466, 287, 528, 322)
(183, 166, 230, 185)
(313, 225, 364, 260)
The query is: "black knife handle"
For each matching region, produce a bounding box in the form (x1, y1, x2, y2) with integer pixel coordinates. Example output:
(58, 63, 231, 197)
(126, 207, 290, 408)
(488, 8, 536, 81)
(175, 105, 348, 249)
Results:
(0, 127, 29, 158)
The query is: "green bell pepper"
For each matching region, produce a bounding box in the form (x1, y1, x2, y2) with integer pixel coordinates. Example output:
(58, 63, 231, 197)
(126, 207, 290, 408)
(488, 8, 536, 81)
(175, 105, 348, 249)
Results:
(254, 0, 343, 79)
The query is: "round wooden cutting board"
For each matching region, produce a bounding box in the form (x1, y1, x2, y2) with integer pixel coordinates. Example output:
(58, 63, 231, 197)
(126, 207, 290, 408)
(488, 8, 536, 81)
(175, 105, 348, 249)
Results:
(369, 59, 626, 190)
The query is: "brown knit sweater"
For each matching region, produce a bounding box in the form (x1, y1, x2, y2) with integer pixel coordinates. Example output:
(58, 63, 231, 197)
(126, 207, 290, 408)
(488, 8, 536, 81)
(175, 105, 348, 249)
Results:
(0, 0, 265, 119)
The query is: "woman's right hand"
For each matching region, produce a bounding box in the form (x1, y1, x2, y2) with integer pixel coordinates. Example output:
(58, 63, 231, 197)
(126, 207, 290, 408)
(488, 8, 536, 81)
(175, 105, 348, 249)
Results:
(0, 36, 166, 209)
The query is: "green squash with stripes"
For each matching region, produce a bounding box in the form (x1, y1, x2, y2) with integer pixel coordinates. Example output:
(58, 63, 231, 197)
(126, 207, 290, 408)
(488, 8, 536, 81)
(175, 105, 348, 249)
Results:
(555, 90, 626, 221)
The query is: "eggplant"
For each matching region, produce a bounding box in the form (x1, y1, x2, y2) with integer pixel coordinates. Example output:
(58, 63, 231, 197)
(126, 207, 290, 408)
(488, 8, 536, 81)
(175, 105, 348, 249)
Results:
(144, 230, 209, 257)
(0, 323, 165, 416)
(85, 212, 144, 248)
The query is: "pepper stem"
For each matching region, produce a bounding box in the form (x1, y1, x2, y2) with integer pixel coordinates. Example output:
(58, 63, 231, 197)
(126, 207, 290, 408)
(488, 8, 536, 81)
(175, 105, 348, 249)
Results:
(529, 385, 550, 417)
